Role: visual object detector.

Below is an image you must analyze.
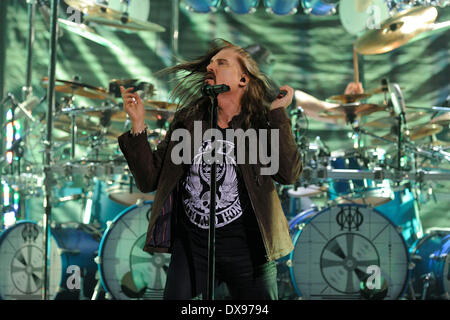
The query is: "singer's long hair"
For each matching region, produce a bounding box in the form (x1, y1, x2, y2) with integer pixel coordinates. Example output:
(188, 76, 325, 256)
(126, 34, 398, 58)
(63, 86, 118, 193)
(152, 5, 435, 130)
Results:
(158, 39, 272, 129)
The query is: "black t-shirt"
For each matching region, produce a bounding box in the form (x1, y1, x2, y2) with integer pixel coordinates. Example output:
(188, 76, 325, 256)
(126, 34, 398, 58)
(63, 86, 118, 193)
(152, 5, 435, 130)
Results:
(178, 126, 266, 260)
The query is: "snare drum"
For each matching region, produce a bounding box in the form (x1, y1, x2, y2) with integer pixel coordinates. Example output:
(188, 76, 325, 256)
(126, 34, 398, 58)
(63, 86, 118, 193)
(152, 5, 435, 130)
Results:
(0, 221, 100, 300)
(98, 201, 171, 300)
(288, 204, 410, 299)
(410, 229, 450, 299)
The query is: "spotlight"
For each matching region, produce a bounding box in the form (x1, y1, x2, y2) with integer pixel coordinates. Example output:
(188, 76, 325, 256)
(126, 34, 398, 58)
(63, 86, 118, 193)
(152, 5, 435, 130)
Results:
(223, 0, 259, 14)
(264, 0, 299, 15)
(184, 0, 221, 13)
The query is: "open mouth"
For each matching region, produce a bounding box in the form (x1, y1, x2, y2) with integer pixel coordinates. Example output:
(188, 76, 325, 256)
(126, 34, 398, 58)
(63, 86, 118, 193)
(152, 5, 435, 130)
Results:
(205, 72, 215, 82)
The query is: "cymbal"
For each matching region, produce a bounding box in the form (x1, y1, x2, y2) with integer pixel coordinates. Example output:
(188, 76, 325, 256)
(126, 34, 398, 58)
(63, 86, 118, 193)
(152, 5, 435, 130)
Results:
(54, 114, 98, 133)
(288, 185, 328, 198)
(355, 6, 438, 55)
(380, 123, 443, 142)
(364, 112, 428, 128)
(327, 93, 371, 103)
(64, 0, 165, 32)
(321, 102, 386, 118)
(41, 77, 113, 100)
(58, 18, 120, 50)
(143, 100, 177, 111)
(431, 113, 450, 125)
(86, 107, 175, 123)
(410, 123, 443, 140)
(54, 115, 122, 143)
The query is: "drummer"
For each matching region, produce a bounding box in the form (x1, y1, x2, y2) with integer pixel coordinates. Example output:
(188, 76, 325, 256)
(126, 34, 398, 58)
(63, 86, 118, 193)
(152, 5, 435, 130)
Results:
(243, 44, 365, 123)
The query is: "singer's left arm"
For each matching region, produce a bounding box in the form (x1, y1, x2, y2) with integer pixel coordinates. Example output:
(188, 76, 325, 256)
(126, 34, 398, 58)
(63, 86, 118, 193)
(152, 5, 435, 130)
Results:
(267, 85, 303, 184)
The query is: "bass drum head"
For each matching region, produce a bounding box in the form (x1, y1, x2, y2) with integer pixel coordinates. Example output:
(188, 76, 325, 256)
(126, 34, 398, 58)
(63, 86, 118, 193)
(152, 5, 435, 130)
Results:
(0, 221, 61, 300)
(99, 201, 171, 300)
(290, 204, 410, 299)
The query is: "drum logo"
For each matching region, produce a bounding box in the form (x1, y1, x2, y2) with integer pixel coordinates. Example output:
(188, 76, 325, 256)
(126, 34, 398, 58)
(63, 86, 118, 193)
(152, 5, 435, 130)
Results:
(336, 206, 364, 231)
(21, 224, 39, 243)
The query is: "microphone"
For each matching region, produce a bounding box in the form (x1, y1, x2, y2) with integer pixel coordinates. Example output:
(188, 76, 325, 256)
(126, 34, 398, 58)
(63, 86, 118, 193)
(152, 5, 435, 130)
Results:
(388, 83, 406, 116)
(202, 84, 230, 97)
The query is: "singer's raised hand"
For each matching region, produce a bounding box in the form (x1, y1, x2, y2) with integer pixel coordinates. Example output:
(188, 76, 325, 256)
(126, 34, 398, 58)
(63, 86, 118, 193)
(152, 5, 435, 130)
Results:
(120, 86, 146, 133)
(270, 85, 294, 110)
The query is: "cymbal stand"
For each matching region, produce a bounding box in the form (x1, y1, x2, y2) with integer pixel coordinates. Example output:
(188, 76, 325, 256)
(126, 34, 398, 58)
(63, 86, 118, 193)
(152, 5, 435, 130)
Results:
(69, 107, 78, 161)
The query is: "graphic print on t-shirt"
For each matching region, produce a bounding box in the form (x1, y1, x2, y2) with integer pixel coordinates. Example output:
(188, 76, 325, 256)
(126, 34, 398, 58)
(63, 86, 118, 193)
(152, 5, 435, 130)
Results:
(182, 137, 243, 229)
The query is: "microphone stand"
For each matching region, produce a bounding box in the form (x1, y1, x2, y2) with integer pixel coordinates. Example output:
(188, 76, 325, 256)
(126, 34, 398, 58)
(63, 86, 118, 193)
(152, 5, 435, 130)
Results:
(42, 0, 59, 300)
(207, 93, 218, 300)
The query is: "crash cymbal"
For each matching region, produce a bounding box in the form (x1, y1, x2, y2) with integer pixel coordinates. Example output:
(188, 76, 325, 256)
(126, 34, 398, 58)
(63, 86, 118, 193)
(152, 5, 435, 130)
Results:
(327, 93, 372, 104)
(58, 18, 120, 50)
(431, 113, 450, 125)
(41, 77, 113, 100)
(364, 112, 428, 128)
(64, 0, 165, 32)
(355, 6, 438, 55)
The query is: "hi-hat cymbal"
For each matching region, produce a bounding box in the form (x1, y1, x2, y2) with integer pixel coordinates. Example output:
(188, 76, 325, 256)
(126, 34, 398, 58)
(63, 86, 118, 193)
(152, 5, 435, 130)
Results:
(355, 6, 438, 55)
(364, 112, 428, 128)
(327, 93, 372, 104)
(431, 113, 450, 125)
(64, 0, 165, 32)
(41, 77, 113, 100)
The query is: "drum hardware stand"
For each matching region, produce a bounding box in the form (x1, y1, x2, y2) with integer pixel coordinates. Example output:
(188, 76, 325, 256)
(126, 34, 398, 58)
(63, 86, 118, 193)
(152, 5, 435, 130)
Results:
(420, 273, 435, 300)
(90, 264, 105, 300)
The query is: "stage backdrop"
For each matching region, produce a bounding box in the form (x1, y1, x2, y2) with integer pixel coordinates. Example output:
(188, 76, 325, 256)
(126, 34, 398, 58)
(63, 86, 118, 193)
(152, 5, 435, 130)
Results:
(1, 0, 449, 228)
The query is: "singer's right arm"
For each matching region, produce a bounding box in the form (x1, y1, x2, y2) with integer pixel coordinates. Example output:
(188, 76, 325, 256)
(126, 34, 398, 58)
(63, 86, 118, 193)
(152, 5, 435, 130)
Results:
(118, 127, 172, 193)
(117, 85, 170, 193)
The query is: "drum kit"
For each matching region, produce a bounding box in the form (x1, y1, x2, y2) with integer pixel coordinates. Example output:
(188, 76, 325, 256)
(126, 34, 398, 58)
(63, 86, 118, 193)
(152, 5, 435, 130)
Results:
(276, 4, 450, 301)
(0, 1, 449, 301)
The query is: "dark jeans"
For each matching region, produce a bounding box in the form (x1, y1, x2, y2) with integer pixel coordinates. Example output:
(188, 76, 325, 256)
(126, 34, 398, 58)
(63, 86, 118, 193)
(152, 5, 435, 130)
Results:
(164, 238, 278, 300)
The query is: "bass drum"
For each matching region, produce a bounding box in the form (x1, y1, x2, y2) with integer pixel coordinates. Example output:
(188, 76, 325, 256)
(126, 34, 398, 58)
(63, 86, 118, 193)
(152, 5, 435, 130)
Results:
(410, 229, 450, 300)
(0, 221, 100, 300)
(98, 201, 171, 300)
(288, 204, 410, 299)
